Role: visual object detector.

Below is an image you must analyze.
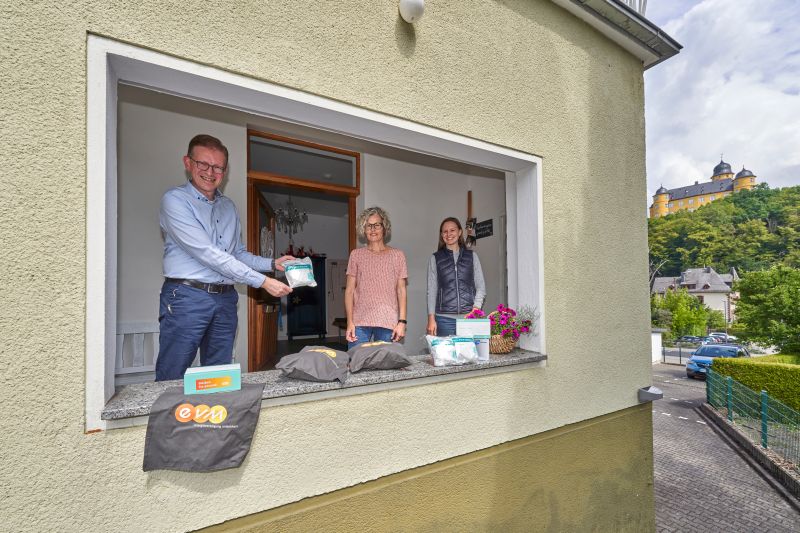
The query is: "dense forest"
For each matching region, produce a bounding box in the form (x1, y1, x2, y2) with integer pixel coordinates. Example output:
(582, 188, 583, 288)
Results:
(648, 184, 800, 278)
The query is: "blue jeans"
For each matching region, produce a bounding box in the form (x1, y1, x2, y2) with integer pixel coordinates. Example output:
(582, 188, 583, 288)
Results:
(349, 326, 393, 350)
(155, 281, 239, 381)
(435, 315, 457, 336)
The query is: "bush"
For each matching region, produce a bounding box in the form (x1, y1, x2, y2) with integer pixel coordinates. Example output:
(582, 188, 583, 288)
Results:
(712, 358, 800, 411)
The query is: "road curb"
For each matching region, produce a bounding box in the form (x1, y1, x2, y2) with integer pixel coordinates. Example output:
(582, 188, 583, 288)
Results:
(698, 403, 800, 508)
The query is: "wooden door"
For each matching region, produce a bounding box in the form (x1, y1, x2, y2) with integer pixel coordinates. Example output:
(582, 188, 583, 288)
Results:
(247, 182, 280, 371)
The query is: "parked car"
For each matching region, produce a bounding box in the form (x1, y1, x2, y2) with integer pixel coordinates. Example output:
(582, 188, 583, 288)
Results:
(686, 344, 751, 380)
(699, 336, 722, 344)
(677, 335, 701, 344)
(709, 332, 737, 342)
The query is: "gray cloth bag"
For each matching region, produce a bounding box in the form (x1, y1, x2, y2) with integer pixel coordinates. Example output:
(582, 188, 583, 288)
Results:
(143, 383, 265, 472)
(347, 341, 412, 372)
(276, 346, 350, 382)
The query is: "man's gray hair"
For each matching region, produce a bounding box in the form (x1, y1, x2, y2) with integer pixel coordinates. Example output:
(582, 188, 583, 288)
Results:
(356, 206, 392, 244)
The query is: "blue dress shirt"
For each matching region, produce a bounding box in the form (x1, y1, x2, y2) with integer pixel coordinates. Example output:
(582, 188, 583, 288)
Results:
(160, 181, 271, 288)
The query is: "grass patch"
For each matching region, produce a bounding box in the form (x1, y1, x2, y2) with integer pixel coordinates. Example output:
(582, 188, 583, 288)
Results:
(758, 354, 800, 365)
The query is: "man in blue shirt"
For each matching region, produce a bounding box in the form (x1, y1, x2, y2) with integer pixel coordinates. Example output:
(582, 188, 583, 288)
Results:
(156, 134, 293, 381)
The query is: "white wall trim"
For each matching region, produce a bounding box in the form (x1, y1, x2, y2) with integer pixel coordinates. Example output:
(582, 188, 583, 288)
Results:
(86, 35, 545, 430)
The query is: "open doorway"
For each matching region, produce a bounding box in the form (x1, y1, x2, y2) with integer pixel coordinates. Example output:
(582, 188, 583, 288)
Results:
(246, 131, 359, 370)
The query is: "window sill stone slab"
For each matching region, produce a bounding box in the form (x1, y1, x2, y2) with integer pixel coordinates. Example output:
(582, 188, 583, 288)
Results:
(101, 349, 546, 421)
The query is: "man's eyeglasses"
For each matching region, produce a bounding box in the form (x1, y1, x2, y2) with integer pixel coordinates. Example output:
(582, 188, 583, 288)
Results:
(366, 222, 384, 230)
(189, 157, 226, 175)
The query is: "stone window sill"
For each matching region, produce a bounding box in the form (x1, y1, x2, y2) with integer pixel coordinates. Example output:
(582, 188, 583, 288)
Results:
(101, 349, 546, 422)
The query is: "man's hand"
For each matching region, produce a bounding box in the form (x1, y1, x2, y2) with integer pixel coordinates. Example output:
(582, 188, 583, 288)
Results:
(274, 255, 295, 272)
(426, 316, 437, 335)
(261, 277, 292, 297)
(392, 322, 406, 342)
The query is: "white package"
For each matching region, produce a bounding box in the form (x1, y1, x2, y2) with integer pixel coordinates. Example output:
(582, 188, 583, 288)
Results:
(283, 258, 317, 288)
(452, 336, 479, 364)
(425, 335, 459, 367)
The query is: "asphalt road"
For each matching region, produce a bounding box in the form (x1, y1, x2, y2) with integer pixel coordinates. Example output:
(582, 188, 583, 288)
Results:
(652, 363, 800, 532)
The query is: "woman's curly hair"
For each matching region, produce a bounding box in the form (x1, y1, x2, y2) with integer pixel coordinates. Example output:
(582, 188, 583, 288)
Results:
(356, 206, 392, 244)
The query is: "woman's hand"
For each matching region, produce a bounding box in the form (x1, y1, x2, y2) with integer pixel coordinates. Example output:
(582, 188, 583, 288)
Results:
(345, 323, 357, 342)
(392, 322, 406, 342)
(273, 255, 295, 272)
(426, 315, 437, 335)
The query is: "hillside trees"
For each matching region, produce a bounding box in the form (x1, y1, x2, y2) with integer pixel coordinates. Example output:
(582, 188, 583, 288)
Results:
(734, 266, 800, 353)
(648, 184, 800, 277)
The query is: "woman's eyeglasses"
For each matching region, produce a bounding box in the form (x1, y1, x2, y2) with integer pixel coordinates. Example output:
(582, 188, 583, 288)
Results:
(366, 222, 384, 230)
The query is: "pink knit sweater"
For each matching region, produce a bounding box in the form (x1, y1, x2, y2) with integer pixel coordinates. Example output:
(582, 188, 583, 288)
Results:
(347, 247, 407, 330)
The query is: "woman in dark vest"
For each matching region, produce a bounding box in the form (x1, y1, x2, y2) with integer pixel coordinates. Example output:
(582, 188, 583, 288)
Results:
(426, 217, 486, 336)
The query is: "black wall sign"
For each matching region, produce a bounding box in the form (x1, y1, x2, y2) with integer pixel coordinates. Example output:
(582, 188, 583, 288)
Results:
(475, 219, 493, 239)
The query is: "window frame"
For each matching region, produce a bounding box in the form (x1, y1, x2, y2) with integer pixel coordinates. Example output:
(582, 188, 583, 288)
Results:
(87, 36, 545, 431)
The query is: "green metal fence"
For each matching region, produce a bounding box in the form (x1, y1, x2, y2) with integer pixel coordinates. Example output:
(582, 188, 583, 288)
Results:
(706, 369, 800, 469)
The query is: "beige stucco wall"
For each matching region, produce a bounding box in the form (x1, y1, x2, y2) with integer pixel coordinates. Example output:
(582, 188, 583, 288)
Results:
(1, 1, 650, 531)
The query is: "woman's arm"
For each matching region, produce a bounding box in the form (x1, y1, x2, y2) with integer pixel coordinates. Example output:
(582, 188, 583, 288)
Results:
(426, 255, 438, 334)
(472, 253, 486, 309)
(344, 274, 357, 342)
(393, 277, 408, 341)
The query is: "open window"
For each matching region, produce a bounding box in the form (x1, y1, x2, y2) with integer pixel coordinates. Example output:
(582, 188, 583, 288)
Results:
(88, 36, 545, 430)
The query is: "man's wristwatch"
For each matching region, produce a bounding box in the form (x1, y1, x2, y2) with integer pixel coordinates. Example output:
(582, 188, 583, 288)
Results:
(398, 319, 407, 324)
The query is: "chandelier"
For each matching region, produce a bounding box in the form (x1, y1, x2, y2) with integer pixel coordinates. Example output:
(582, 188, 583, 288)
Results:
(275, 196, 308, 243)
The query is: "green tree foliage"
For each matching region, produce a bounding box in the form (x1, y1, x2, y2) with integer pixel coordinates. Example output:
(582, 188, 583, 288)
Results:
(648, 184, 800, 276)
(734, 266, 800, 353)
(652, 288, 716, 338)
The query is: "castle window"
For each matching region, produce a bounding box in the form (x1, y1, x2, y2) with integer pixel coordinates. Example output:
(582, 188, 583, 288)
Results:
(688, 199, 694, 205)
(679, 201, 684, 207)
(699, 197, 704, 202)
(710, 195, 715, 200)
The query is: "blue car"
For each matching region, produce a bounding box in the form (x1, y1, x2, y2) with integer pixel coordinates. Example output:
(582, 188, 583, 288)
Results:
(686, 344, 751, 379)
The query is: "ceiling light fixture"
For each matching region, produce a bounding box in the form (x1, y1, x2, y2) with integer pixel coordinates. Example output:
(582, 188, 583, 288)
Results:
(275, 196, 308, 244)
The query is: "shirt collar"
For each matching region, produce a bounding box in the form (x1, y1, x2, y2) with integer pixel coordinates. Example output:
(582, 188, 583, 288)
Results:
(184, 180, 222, 204)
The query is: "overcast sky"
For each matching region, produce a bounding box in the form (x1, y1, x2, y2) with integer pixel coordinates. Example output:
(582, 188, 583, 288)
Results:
(644, 0, 800, 200)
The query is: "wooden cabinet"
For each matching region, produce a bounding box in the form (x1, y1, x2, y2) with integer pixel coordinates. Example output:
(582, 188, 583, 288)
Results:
(287, 257, 326, 340)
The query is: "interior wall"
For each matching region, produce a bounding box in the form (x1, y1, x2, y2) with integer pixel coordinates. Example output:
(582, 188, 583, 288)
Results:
(363, 154, 506, 353)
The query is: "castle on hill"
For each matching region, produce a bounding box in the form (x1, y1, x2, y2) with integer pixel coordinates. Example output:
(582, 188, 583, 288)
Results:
(649, 159, 757, 218)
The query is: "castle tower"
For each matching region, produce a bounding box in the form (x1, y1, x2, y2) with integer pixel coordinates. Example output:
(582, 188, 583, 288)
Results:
(649, 185, 670, 218)
(710, 159, 734, 182)
(734, 167, 756, 192)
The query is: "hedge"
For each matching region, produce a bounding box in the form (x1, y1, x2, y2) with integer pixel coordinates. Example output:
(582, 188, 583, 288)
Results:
(712, 358, 800, 412)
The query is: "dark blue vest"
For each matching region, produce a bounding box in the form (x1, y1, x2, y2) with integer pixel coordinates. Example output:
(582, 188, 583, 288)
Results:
(435, 247, 475, 314)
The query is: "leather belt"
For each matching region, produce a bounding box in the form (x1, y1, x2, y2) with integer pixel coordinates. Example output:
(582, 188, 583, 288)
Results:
(165, 278, 234, 294)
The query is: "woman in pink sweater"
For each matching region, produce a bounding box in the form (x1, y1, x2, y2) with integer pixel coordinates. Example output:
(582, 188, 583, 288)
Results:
(344, 206, 408, 349)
